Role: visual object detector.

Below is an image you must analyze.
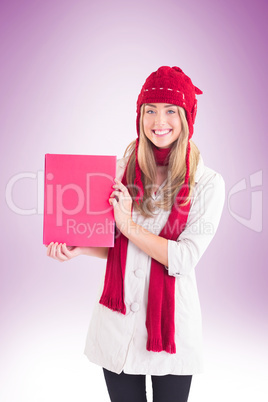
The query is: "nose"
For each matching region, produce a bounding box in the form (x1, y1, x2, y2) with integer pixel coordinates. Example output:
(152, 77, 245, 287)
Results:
(155, 111, 166, 125)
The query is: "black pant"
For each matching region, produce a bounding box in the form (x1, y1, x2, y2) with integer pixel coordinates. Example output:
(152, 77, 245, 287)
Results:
(103, 368, 192, 402)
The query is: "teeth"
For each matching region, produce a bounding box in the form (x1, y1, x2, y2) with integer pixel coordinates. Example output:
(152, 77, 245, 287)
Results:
(154, 129, 171, 135)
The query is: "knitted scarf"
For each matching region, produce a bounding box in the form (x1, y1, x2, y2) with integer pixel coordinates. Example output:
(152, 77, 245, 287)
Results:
(99, 145, 191, 354)
(152, 144, 170, 166)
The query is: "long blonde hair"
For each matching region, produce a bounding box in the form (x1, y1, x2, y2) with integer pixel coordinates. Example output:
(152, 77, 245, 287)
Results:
(124, 105, 200, 217)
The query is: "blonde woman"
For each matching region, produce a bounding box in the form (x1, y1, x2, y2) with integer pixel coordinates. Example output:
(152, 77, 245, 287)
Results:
(47, 66, 225, 402)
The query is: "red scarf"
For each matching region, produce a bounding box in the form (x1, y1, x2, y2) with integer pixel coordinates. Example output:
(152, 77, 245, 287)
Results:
(152, 144, 170, 166)
(99, 146, 191, 354)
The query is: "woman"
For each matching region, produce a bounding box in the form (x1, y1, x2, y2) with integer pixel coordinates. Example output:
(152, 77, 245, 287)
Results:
(47, 66, 225, 402)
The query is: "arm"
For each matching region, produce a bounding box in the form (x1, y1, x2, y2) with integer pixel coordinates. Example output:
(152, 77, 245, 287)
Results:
(121, 221, 168, 266)
(110, 172, 225, 273)
(167, 172, 225, 276)
(80, 246, 109, 259)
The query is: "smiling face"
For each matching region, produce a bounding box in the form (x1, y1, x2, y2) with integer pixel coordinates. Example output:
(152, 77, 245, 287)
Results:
(142, 103, 182, 149)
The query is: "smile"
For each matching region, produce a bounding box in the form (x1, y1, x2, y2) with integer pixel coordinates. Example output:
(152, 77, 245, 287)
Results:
(152, 129, 172, 136)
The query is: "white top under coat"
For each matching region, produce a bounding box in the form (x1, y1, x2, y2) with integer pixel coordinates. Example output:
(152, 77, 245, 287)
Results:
(84, 154, 225, 375)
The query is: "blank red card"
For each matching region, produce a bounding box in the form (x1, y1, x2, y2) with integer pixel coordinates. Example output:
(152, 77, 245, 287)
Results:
(43, 154, 116, 247)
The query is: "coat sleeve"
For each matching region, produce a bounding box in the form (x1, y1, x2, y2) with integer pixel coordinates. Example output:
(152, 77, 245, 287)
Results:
(167, 171, 225, 276)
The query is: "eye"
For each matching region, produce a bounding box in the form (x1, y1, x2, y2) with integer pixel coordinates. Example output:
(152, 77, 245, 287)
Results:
(167, 109, 176, 114)
(146, 109, 155, 114)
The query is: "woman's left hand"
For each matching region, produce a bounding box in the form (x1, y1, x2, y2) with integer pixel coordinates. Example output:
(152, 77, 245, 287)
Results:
(109, 178, 133, 235)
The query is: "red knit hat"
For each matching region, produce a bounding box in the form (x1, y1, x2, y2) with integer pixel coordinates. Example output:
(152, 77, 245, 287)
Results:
(134, 66, 203, 202)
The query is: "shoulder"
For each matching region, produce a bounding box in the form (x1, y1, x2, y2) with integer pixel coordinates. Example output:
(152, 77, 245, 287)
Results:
(196, 154, 225, 185)
(116, 156, 129, 181)
(193, 154, 225, 200)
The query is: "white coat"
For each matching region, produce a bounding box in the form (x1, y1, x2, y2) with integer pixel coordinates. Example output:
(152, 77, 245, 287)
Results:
(84, 154, 225, 375)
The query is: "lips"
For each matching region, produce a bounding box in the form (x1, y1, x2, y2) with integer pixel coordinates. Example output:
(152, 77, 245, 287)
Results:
(152, 129, 172, 136)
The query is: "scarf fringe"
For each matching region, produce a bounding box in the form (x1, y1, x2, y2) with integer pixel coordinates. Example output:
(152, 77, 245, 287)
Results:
(146, 339, 176, 354)
(99, 295, 126, 315)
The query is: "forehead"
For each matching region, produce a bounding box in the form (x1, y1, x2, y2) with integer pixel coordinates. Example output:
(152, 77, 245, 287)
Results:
(144, 103, 177, 108)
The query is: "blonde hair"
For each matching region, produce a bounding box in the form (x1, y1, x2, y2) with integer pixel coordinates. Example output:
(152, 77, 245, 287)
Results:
(124, 105, 200, 217)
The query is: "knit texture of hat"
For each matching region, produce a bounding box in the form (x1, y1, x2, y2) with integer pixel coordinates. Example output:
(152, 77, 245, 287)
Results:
(134, 66, 203, 202)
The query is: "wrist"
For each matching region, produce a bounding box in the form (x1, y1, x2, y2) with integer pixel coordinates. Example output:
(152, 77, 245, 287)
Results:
(120, 219, 136, 238)
(79, 247, 91, 256)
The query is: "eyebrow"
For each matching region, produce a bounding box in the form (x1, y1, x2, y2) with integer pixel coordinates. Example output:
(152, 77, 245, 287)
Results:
(145, 103, 177, 108)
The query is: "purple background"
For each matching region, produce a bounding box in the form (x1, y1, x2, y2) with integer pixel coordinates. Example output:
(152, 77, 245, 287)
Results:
(1, 0, 267, 400)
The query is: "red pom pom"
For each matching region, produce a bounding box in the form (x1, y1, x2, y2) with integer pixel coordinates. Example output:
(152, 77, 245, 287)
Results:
(172, 66, 183, 73)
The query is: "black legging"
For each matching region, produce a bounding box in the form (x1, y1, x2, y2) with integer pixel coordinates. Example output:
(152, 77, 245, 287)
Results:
(103, 368, 192, 402)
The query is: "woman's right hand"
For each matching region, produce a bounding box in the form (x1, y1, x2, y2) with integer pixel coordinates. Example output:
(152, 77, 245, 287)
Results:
(46, 242, 82, 262)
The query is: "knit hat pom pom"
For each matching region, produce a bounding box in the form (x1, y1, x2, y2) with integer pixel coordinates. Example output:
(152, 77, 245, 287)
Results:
(172, 66, 183, 73)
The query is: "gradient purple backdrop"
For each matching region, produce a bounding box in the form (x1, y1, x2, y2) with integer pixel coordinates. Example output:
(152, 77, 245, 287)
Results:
(1, 0, 267, 401)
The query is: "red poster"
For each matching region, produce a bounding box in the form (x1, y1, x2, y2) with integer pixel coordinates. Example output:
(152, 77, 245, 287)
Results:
(43, 154, 116, 247)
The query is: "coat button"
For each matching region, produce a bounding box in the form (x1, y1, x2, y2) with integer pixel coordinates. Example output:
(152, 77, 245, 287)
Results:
(135, 269, 144, 278)
(130, 302, 140, 312)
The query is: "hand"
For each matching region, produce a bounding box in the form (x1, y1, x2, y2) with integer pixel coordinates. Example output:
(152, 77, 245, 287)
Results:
(109, 178, 133, 235)
(46, 242, 82, 262)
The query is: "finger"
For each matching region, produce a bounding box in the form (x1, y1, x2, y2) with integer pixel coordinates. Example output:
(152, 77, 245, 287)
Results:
(113, 179, 129, 195)
(51, 242, 58, 258)
(61, 243, 74, 258)
(47, 242, 54, 257)
(56, 243, 69, 262)
(110, 190, 122, 199)
(109, 197, 117, 207)
(46, 243, 51, 255)
(54, 243, 68, 262)
(113, 183, 128, 195)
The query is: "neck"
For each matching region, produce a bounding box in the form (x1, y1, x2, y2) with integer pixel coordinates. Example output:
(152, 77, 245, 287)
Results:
(152, 144, 171, 166)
